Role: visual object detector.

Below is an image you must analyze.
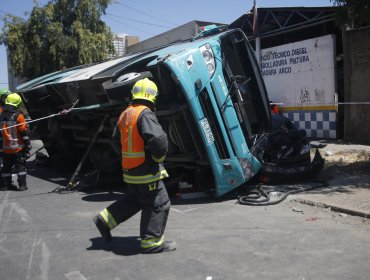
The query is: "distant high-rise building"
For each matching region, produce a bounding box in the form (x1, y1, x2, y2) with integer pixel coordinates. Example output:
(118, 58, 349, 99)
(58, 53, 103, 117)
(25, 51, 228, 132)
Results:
(111, 33, 139, 58)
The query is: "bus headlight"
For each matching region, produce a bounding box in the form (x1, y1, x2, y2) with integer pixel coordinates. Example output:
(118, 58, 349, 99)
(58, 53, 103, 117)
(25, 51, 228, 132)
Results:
(200, 44, 215, 77)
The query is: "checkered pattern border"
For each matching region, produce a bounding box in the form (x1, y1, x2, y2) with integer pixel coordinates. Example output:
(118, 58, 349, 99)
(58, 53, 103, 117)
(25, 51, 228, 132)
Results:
(282, 110, 337, 139)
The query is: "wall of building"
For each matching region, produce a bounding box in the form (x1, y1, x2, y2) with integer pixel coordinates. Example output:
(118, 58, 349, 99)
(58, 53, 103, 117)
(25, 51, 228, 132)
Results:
(126, 21, 199, 54)
(126, 21, 223, 54)
(126, 35, 139, 47)
(261, 34, 337, 139)
(343, 26, 370, 144)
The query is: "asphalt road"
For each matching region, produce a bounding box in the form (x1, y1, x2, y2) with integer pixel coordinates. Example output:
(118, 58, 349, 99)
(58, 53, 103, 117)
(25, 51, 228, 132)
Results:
(1, 144, 370, 280)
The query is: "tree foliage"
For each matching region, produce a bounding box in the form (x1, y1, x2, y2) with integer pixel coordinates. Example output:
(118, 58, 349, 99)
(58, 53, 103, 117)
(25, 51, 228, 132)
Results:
(0, 0, 115, 80)
(331, 0, 370, 28)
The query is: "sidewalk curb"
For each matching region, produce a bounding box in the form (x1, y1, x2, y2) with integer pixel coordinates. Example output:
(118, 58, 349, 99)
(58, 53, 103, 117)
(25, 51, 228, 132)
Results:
(294, 198, 370, 219)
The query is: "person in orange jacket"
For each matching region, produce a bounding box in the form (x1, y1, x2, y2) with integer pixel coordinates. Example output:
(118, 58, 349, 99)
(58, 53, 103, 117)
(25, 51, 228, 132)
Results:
(0, 89, 10, 181)
(93, 78, 176, 253)
(270, 101, 280, 115)
(0, 93, 31, 191)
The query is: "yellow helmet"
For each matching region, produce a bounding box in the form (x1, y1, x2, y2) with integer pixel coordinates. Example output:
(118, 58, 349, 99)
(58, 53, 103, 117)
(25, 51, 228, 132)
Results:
(5, 93, 22, 107)
(131, 78, 158, 104)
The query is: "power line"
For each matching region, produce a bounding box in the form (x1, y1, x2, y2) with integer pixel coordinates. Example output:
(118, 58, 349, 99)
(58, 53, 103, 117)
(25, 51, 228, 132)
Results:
(105, 16, 156, 36)
(106, 12, 172, 29)
(115, 1, 178, 27)
(0, 9, 24, 20)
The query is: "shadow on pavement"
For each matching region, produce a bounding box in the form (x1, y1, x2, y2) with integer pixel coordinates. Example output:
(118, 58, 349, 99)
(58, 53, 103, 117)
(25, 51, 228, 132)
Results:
(87, 236, 141, 256)
(81, 191, 124, 202)
(27, 161, 70, 186)
(26, 155, 370, 201)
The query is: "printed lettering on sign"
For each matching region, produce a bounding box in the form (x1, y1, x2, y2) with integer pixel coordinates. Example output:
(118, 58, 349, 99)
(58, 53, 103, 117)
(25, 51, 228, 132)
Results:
(260, 47, 309, 77)
(260, 34, 336, 106)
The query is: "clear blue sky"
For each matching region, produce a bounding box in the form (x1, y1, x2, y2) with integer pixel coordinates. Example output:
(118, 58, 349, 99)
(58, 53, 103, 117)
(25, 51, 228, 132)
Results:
(0, 0, 333, 89)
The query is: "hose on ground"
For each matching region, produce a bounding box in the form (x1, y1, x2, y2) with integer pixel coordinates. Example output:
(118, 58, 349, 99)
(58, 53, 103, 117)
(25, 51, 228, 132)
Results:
(237, 181, 328, 206)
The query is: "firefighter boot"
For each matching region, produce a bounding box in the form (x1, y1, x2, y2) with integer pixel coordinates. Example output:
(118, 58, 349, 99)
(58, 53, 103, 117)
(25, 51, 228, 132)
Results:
(93, 214, 112, 242)
(18, 174, 28, 191)
(161, 241, 177, 253)
(143, 240, 177, 254)
(0, 176, 12, 191)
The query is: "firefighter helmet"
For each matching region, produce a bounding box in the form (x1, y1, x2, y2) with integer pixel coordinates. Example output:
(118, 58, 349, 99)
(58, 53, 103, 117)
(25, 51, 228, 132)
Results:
(131, 78, 158, 104)
(5, 93, 22, 107)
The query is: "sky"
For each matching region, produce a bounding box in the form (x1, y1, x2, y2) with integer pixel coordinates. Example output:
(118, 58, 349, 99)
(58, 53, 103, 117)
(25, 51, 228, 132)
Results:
(0, 0, 333, 89)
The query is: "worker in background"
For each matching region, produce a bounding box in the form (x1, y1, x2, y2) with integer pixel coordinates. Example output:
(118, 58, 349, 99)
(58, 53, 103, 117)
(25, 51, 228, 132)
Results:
(0, 88, 10, 112)
(0, 89, 10, 184)
(0, 93, 32, 191)
(270, 101, 280, 115)
(93, 78, 176, 253)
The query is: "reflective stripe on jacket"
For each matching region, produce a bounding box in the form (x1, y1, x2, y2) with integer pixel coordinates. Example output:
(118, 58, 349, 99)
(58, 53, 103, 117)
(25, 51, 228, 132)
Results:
(0, 112, 28, 154)
(118, 104, 147, 169)
(123, 169, 169, 184)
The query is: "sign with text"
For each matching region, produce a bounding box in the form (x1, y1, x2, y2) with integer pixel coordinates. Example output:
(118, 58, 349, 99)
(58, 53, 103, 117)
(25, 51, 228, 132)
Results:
(260, 34, 336, 107)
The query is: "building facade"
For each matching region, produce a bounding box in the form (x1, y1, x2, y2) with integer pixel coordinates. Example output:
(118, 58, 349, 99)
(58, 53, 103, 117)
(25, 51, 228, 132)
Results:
(230, 7, 341, 140)
(111, 33, 139, 58)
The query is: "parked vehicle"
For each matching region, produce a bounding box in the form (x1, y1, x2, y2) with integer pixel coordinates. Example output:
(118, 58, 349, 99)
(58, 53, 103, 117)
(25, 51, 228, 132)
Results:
(17, 25, 322, 197)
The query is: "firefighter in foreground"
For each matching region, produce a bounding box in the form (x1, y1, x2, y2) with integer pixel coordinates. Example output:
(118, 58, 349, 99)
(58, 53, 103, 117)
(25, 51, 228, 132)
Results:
(0, 93, 31, 191)
(93, 78, 176, 253)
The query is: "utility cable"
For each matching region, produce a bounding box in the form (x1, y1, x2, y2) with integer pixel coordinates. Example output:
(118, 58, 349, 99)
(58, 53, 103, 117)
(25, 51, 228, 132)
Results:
(115, 1, 178, 26)
(0, 9, 24, 19)
(1, 98, 126, 132)
(270, 102, 370, 106)
(104, 16, 156, 36)
(106, 12, 172, 29)
(0, 99, 79, 132)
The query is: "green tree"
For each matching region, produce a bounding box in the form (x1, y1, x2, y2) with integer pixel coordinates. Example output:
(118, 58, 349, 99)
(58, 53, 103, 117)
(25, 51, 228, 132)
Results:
(0, 0, 115, 80)
(331, 0, 370, 28)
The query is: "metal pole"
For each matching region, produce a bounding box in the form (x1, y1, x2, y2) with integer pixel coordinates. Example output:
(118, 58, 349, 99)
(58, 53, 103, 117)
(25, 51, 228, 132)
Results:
(66, 114, 109, 189)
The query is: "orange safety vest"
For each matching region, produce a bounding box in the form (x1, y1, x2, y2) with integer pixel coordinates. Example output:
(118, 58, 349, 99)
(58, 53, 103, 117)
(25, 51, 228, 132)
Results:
(1, 112, 28, 154)
(118, 104, 148, 170)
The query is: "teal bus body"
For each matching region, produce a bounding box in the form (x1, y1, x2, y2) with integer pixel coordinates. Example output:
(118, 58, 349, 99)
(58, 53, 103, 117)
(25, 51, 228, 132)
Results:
(151, 29, 269, 197)
(164, 50, 259, 196)
(18, 27, 271, 198)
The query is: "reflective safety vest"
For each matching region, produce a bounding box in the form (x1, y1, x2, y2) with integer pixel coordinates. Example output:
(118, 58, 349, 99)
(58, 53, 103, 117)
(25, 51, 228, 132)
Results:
(118, 104, 147, 170)
(0, 112, 27, 154)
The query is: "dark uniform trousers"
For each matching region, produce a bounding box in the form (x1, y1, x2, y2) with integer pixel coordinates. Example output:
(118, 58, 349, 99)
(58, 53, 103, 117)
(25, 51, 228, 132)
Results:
(107, 180, 170, 252)
(2, 152, 27, 187)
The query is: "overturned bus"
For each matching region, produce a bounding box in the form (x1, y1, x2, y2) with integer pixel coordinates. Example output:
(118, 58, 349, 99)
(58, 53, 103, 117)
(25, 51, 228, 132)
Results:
(17, 25, 323, 197)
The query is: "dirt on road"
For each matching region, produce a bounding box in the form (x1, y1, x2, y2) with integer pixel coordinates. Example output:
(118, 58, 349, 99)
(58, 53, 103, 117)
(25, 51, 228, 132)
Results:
(321, 148, 370, 176)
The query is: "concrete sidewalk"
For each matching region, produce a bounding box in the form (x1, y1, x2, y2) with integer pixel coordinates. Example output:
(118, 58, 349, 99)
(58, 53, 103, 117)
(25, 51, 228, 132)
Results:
(293, 141, 370, 218)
